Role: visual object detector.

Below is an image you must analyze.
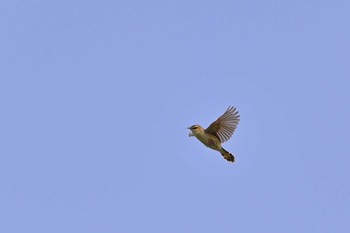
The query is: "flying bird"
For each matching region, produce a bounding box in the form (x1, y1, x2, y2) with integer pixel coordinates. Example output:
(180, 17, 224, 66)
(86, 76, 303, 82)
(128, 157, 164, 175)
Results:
(188, 106, 240, 162)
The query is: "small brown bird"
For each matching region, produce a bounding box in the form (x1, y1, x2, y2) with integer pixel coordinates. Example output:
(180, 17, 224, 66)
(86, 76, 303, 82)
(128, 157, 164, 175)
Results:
(188, 106, 240, 162)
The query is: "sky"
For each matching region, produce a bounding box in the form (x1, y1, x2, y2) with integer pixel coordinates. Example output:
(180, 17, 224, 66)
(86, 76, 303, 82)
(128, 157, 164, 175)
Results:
(1, 0, 349, 232)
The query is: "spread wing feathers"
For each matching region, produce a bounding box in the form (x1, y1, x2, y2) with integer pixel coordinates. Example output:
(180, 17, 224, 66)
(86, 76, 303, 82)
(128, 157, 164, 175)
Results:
(205, 106, 240, 143)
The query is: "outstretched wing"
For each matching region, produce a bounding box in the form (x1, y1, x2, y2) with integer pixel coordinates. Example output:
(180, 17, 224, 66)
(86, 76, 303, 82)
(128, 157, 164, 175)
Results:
(205, 106, 240, 143)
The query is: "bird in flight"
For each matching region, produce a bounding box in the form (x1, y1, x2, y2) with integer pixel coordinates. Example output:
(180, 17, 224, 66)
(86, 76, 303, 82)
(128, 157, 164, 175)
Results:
(188, 106, 240, 162)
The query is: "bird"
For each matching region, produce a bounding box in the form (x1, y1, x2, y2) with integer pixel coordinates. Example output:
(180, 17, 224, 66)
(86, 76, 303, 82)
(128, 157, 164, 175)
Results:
(188, 106, 240, 162)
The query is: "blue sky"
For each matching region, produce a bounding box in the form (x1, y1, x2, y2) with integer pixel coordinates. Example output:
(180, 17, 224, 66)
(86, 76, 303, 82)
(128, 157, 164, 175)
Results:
(1, 0, 349, 232)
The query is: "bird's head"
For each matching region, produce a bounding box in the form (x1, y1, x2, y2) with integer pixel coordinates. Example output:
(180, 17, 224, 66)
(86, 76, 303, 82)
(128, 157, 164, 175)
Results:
(188, 125, 204, 136)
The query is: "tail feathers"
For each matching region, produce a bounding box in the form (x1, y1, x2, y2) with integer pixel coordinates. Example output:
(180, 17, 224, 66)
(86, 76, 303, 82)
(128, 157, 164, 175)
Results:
(221, 148, 235, 163)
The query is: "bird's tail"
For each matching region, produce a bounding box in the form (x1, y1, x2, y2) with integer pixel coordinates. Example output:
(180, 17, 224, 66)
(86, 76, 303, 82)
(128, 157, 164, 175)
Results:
(220, 148, 235, 163)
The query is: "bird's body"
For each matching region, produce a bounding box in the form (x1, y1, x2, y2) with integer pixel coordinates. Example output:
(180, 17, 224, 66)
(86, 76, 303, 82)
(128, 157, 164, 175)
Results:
(189, 126, 222, 150)
(188, 106, 240, 163)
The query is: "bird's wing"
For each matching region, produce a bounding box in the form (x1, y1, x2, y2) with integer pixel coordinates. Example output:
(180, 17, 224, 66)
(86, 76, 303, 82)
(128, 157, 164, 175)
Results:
(205, 106, 240, 143)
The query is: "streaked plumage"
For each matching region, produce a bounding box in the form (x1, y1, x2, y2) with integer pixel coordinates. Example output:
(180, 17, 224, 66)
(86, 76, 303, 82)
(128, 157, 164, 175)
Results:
(188, 106, 240, 162)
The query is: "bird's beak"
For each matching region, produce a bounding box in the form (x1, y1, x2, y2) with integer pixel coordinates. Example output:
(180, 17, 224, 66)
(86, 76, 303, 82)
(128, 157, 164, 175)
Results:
(187, 126, 191, 129)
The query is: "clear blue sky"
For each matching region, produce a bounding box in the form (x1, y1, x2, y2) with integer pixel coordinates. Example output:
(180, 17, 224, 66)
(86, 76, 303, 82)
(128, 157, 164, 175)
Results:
(1, 0, 349, 232)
